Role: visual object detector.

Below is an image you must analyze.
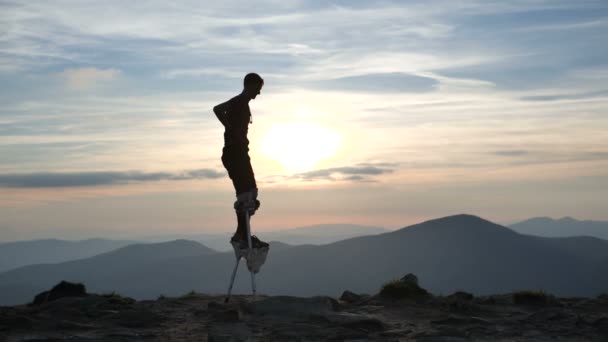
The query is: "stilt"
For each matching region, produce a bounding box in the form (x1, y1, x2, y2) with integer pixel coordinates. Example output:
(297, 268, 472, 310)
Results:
(245, 210, 257, 297)
(224, 202, 268, 303)
(224, 254, 241, 303)
(225, 208, 262, 303)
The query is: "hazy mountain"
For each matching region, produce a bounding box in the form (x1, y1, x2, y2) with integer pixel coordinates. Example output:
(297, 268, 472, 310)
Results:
(0, 239, 216, 305)
(0, 238, 137, 272)
(509, 216, 608, 240)
(1, 215, 606, 306)
(139, 224, 388, 252)
(255, 224, 388, 246)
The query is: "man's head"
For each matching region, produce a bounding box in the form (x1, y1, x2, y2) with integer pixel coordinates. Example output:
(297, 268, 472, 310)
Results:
(243, 73, 264, 100)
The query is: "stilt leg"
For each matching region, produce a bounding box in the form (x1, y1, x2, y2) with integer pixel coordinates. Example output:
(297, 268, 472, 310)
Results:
(245, 210, 257, 296)
(225, 256, 241, 303)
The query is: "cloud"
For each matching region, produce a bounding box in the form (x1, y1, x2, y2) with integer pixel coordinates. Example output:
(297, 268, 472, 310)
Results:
(60, 68, 121, 90)
(306, 73, 438, 93)
(0, 169, 225, 188)
(292, 163, 396, 182)
(513, 18, 608, 32)
(520, 90, 608, 102)
(492, 150, 529, 156)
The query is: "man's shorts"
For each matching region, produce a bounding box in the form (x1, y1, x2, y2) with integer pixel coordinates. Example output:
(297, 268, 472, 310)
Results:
(221, 146, 257, 195)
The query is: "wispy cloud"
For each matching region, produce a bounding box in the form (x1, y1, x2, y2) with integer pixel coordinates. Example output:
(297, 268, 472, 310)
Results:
(0, 169, 225, 188)
(492, 150, 529, 157)
(292, 163, 396, 182)
(0, 0, 607, 229)
(520, 90, 608, 102)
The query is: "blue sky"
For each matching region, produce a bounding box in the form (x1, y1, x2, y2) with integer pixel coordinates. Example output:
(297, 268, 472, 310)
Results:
(1, 1, 607, 240)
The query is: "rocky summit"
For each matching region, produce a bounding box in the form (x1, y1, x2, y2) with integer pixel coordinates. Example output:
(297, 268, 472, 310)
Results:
(0, 280, 607, 341)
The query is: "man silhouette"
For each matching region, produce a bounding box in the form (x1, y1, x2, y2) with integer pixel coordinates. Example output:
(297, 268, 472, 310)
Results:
(214, 73, 268, 249)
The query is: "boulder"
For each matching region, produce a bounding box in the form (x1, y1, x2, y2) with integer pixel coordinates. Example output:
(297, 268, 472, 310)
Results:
(340, 290, 363, 303)
(31, 281, 88, 306)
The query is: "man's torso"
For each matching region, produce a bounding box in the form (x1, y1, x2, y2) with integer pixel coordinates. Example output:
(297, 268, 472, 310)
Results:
(223, 94, 251, 149)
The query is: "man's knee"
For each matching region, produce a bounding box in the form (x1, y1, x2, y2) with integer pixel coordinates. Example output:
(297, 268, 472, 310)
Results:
(234, 188, 260, 214)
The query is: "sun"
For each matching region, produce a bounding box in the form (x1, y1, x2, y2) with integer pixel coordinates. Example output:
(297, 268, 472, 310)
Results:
(260, 121, 341, 172)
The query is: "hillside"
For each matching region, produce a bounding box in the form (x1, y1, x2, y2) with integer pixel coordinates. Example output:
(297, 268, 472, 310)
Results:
(0, 238, 137, 272)
(0, 214, 606, 306)
(510, 217, 608, 240)
(0, 280, 607, 341)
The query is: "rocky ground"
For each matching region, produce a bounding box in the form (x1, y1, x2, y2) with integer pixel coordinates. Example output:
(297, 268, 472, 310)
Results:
(1, 281, 607, 341)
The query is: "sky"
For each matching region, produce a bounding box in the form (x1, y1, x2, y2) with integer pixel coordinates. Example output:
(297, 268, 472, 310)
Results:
(1, 0, 607, 241)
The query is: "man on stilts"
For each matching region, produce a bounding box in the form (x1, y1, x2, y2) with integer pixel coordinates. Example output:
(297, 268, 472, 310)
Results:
(215, 73, 269, 301)
(214, 72, 268, 250)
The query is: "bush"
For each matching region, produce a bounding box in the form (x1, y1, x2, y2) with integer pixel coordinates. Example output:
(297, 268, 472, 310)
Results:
(179, 290, 199, 299)
(102, 291, 135, 305)
(512, 290, 553, 305)
(379, 278, 430, 299)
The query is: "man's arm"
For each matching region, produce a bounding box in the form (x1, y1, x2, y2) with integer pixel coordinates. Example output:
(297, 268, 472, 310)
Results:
(213, 101, 230, 127)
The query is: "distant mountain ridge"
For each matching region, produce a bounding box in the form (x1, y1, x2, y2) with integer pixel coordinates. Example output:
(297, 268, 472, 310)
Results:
(139, 224, 388, 252)
(1, 214, 606, 306)
(509, 216, 608, 240)
(0, 238, 137, 272)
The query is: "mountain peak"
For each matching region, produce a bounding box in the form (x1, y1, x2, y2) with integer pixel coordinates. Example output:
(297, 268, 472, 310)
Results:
(393, 213, 515, 236)
(420, 213, 494, 226)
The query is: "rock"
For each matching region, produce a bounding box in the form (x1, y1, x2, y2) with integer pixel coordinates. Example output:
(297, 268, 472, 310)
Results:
(111, 309, 164, 328)
(477, 294, 510, 305)
(208, 301, 224, 310)
(212, 309, 241, 322)
(243, 296, 337, 317)
(31, 281, 88, 306)
(318, 312, 386, 332)
(340, 290, 363, 303)
(208, 322, 253, 342)
(413, 331, 471, 342)
(525, 309, 572, 322)
(0, 315, 33, 330)
(447, 291, 474, 301)
(54, 320, 97, 330)
(432, 314, 491, 325)
(380, 328, 413, 337)
(593, 316, 608, 335)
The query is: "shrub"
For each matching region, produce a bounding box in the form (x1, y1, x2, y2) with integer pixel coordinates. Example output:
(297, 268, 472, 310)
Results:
(179, 290, 199, 299)
(379, 278, 430, 299)
(512, 290, 553, 305)
(102, 291, 135, 305)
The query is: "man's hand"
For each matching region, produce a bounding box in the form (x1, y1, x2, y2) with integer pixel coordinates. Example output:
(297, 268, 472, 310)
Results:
(214, 102, 230, 127)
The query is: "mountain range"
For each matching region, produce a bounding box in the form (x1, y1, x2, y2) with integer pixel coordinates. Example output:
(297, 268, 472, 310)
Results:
(509, 216, 608, 240)
(0, 238, 136, 272)
(138, 224, 388, 251)
(1, 214, 606, 306)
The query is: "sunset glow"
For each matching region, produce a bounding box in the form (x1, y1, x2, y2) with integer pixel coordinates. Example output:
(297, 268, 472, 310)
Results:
(260, 121, 342, 172)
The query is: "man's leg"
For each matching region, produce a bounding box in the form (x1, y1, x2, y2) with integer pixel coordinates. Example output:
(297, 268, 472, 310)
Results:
(223, 148, 259, 241)
(234, 189, 257, 240)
